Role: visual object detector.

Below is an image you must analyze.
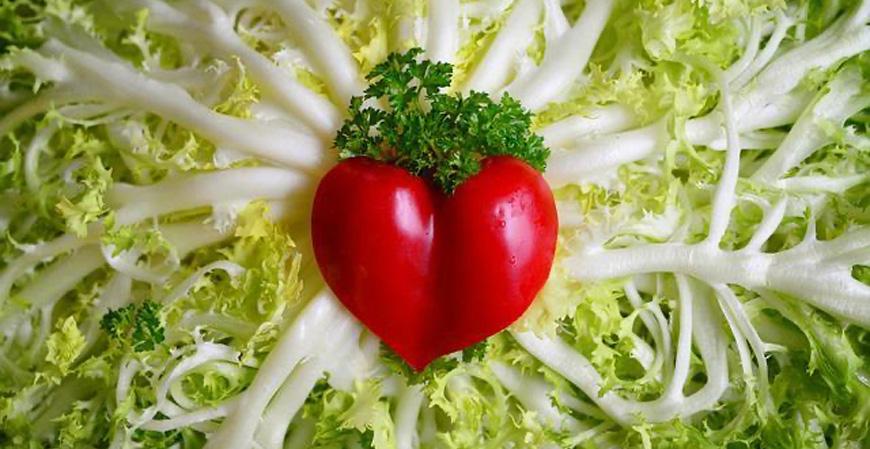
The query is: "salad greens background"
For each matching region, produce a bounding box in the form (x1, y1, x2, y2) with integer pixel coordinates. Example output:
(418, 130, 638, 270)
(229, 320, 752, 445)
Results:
(0, 0, 868, 448)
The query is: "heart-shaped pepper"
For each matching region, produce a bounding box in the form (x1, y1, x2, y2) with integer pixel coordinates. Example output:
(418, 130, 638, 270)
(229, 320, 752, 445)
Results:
(312, 155, 557, 369)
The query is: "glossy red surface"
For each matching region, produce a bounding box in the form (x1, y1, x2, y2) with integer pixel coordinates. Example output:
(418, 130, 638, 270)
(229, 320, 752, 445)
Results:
(311, 156, 557, 370)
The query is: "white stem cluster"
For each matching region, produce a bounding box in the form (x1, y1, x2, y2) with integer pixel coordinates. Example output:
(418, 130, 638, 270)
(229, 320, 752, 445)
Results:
(121, 0, 342, 136)
(266, 0, 365, 105)
(513, 280, 729, 426)
(567, 228, 870, 326)
(508, 0, 614, 111)
(752, 66, 870, 182)
(539, 3, 869, 187)
(10, 40, 329, 172)
(462, 0, 542, 94)
(519, 3, 870, 432)
(108, 167, 312, 225)
(204, 290, 365, 449)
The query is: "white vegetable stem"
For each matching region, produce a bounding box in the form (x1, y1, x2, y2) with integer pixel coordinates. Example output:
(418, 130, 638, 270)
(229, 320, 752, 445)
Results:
(773, 174, 869, 194)
(205, 290, 356, 449)
(126, 0, 341, 137)
(509, 0, 615, 111)
(542, 0, 570, 43)
(0, 220, 229, 335)
(737, 8, 870, 117)
(684, 89, 812, 149)
(18, 40, 329, 172)
(490, 361, 583, 431)
(663, 275, 693, 402)
(160, 221, 234, 255)
(724, 15, 763, 84)
(81, 273, 133, 352)
(426, 0, 459, 63)
(0, 89, 77, 137)
(752, 66, 870, 182)
(704, 70, 741, 246)
(394, 382, 425, 449)
(568, 228, 870, 326)
(108, 167, 311, 225)
(624, 280, 671, 381)
(23, 121, 59, 192)
(513, 284, 729, 426)
(542, 3, 868, 186)
(0, 229, 100, 307)
(254, 359, 324, 449)
(141, 400, 236, 432)
(99, 243, 176, 285)
(744, 198, 787, 252)
(12, 246, 104, 310)
(713, 284, 772, 414)
(130, 342, 240, 428)
(731, 11, 794, 89)
(462, 0, 541, 94)
(160, 261, 246, 304)
(546, 8, 867, 186)
(545, 121, 666, 187)
(537, 104, 639, 148)
(267, 0, 364, 105)
(544, 87, 808, 186)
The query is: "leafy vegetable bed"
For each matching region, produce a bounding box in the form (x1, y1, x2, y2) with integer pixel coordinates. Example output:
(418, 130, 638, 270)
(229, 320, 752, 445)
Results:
(0, 0, 868, 448)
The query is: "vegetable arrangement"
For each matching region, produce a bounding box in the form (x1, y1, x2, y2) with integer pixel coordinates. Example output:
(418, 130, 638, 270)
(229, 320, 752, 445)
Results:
(0, 1, 867, 449)
(313, 49, 557, 370)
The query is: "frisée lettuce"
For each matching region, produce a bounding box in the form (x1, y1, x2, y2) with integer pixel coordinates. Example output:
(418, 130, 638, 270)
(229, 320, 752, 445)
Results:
(1, 0, 868, 448)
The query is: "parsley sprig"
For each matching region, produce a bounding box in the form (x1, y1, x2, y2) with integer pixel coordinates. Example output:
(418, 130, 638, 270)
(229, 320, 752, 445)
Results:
(100, 300, 166, 352)
(334, 48, 549, 193)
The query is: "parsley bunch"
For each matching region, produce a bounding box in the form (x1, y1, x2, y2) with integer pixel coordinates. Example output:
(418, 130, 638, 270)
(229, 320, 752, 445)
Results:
(334, 48, 549, 193)
(100, 300, 166, 352)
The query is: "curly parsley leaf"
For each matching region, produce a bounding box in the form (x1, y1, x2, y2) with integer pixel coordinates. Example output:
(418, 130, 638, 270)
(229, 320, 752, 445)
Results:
(100, 300, 166, 352)
(334, 48, 549, 193)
